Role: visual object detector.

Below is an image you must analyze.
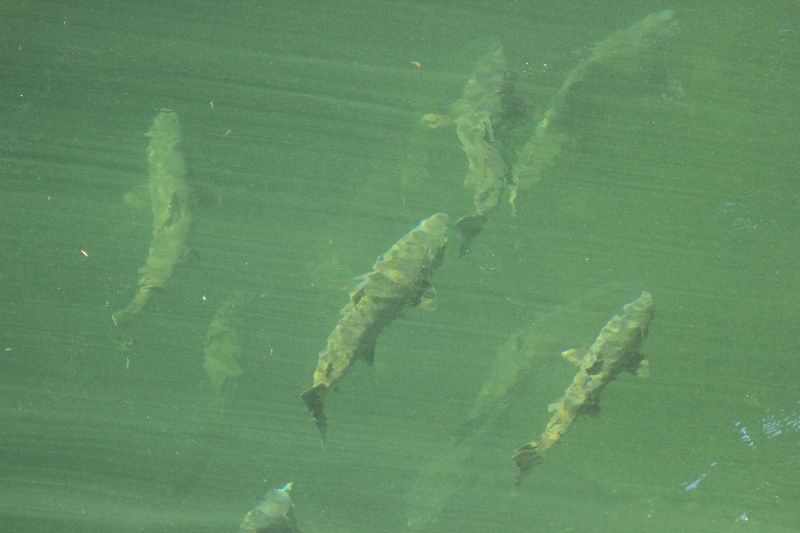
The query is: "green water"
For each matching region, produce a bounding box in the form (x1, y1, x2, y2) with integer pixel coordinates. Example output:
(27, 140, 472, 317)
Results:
(1, 1, 799, 531)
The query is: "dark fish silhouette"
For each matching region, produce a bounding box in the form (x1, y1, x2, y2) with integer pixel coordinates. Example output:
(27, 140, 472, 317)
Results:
(301, 214, 450, 445)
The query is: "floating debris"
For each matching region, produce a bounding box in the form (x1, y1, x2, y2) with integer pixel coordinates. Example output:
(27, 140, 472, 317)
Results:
(240, 483, 301, 533)
(683, 462, 718, 491)
(734, 421, 757, 449)
(512, 291, 654, 484)
(113, 110, 192, 326)
(713, 201, 769, 231)
(733, 400, 800, 449)
(761, 407, 800, 438)
(301, 214, 450, 445)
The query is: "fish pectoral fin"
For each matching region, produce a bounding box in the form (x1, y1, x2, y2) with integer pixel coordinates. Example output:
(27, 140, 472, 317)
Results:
(635, 358, 650, 378)
(300, 384, 329, 444)
(561, 346, 588, 365)
(416, 286, 437, 311)
(354, 337, 377, 365)
(620, 354, 649, 376)
(361, 347, 375, 365)
(580, 399, 601, 418)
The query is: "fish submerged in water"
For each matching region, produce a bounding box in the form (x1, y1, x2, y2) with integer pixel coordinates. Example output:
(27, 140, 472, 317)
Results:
(421, 42, 520, 255)
(301, 213, 450, 445)
(113, 109, 192, 327)
(512, 291, 654, 485)
(240, 483, 300, 533)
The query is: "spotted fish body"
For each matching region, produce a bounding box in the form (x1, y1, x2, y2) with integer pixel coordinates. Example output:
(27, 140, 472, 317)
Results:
(513, 291, 654, 484)
(301, 213, 450, 443)
(112, 110, 192, 326)
(421, 42, 520, 255)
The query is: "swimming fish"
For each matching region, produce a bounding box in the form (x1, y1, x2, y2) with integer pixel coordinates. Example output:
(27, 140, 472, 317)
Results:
(511, 10, 677, 199)
(421, 42, 523, 254)
(240, 483, 300, 533)
(113, 110, 192, 326)
(203, 291, 247, 392)
(301, 213, 450, 445)
(404, 283, 639, 528)
(512, 291, 654, 484)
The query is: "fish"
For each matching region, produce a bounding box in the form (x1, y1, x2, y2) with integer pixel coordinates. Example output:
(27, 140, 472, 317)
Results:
(203, 291, 247, 392)
(301, 213, 450, 445)
(510, 10, 677, 205)
(240, 483, 301, 533)
(403, 283, 638, 528)
(421, 42, 523, 255)
(466, 283, 640, 427)
(512, 291, 654, 484)
(112, 109, 192, 326)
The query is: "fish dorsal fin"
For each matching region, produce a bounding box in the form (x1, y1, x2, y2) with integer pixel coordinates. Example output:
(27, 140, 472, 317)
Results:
(343, 274, 367, 294)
